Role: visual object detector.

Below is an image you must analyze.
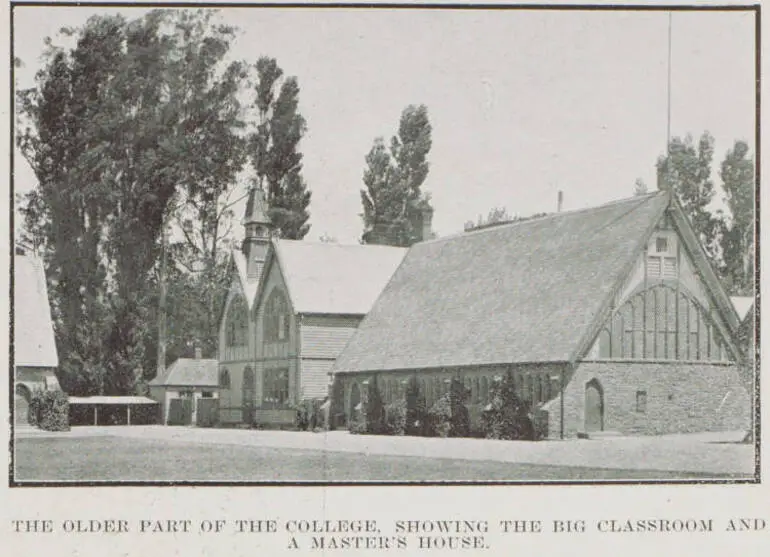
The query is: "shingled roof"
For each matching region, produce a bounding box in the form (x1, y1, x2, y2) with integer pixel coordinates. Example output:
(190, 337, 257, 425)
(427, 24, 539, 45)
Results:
(14, 254, 59, 368)
(334, 192, 672, 373)
(272, 240, 407, 315)
(149, 358, 219, 388)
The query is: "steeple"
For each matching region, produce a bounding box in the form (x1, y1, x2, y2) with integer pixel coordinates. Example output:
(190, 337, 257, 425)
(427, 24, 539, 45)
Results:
(242, 187, 271, 280)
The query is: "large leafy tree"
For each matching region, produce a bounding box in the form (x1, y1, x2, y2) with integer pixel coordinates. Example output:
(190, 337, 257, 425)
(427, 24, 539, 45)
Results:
(248, 57, 311, 239)
(361, 104, 433, 247)
(16, 10, 247, 394)
(657, 132, 719, 262)
(718, 140, 755, 296)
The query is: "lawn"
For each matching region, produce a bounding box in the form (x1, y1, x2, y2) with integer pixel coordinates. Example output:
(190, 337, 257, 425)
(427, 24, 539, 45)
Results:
(13, 436, 736, 483)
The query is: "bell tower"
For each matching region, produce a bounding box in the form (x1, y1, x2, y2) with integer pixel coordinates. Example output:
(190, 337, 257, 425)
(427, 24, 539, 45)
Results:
(242, 187, 271, 280)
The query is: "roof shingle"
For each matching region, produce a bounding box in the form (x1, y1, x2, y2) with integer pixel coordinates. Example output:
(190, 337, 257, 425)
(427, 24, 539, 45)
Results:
(274, 240, 407, 315)
(149, 358, 219, 387)
(334, 192, 671, 372)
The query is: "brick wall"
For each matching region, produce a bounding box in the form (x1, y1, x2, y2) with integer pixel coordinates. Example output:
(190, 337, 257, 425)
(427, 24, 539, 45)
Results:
(544, 361, 750, 438)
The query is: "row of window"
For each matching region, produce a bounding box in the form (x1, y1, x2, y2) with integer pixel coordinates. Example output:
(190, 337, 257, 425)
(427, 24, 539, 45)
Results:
(377, 372, 558, 409)
(219, 367, 290, 408)
(595, 285, 730, 362)
(225, 288, 291, 348)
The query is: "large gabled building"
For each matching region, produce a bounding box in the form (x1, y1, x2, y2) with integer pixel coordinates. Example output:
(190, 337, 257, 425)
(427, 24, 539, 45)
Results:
(216, 188, 406, 427)
(333, 191, 751, 438)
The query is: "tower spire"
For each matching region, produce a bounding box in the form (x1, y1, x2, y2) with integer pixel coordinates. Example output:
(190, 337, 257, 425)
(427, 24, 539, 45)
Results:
(242, 187, 271, 280)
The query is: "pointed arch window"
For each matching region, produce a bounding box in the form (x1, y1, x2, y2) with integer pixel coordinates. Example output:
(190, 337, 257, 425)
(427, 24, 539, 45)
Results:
(597, 285, 731, 362)
(219, 368, 231, 389)
(226, 296, 248, 347)
(265, 288, 290, 342)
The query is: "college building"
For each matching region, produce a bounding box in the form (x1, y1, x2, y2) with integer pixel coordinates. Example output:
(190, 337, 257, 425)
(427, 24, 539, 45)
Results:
(332, 191, 751, 438)
(217, 188, 751, 437)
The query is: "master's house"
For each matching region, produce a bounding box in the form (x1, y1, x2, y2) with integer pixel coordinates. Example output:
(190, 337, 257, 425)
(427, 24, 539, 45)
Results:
(215, 188, 752, 439)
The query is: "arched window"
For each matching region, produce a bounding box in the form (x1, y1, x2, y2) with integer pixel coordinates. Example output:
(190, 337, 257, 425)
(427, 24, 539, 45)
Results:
(265, 288, 290, 342)
(226, 296, 248, 347)
(602, 285, 730, 362)
(242, 366, 256, 423)
(219, 368, 231, 389)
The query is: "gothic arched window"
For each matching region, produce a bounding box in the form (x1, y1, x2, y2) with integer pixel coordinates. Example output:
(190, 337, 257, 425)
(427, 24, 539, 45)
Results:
(226, 296, 248, 347)
(265, 288, 290, 342)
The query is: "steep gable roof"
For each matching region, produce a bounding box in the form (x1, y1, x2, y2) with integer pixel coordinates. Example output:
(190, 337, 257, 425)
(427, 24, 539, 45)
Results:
(149, 358, 219, 387)
(267, 240, 407, 315)
(14, 254, 59, 368)
(334, 192, 671, 373)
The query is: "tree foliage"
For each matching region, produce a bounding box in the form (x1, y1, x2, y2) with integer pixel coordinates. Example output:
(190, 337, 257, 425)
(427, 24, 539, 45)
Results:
(16, 10, 248, 394)
(718, 140, 755, 296)
(657, 132, 718, 260)
(361, 104, 433, 246)
(248, 56, 311, 239)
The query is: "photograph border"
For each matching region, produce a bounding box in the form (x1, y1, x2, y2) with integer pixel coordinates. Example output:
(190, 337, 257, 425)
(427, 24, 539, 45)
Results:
(7, 0, 762, 488)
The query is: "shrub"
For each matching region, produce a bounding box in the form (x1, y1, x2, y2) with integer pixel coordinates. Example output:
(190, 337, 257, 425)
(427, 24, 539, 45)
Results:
(384, 400, 407, 436)
(427, 395, 452, 438)
(482, 371, 534, 440)
(295, 399, 327, 431)
(365, 376, 387, 434)
(27, 390, 41, 427)
(404, 375, 429, 436)
(33, 390, 70, 432)
(448, 377, 471, 438)
(348, 415, 368, 434)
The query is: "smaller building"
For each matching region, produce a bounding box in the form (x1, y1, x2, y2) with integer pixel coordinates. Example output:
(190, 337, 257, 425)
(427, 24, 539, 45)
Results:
(14, 252, 61, 425)
(68, 396, 160, 426)
(149, 348, 219, 426)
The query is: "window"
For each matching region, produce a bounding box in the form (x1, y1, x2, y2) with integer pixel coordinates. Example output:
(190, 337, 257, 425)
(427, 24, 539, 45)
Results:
(263, 368, 289, 407)
(265, 288, 290, 342)
(201, 391, 214, 398)
(219, 368, 231, 389)
(226, 296, 248, 347)
(600, 286, 729, 362)
(656, 237, 668, 253)
(636, 390, 647, 413)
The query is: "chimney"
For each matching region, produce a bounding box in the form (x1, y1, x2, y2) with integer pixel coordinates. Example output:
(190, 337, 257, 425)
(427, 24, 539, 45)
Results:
(557, 190, 564, 213)
(420, 205, 434, 242)
(194, 345, 202, 360)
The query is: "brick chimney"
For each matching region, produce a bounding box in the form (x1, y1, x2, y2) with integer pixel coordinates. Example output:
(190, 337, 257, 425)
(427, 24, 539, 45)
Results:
(420, 205, 434, 242)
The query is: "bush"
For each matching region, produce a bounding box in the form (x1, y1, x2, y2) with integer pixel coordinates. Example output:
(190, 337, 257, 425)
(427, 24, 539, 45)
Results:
(384, 400, 407, 435)
(32, 390, 70, 432)
(348, 415, 368, 434)
(404, 375, 429, 436)
(448, 377, 471, 438)
(427, 395, 452, 438)
(295, 399, 327, 431)
(27, 391, 41, 427)
(482, 371, 534, 440)
(365, 377, 387, 434)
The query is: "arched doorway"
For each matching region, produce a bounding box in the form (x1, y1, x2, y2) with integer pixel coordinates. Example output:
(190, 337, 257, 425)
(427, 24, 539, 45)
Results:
(349, 382, 361, 421)
(15, 384, 31, 425)
(242, 366, 255, 425)
(584, 379, 604, 432)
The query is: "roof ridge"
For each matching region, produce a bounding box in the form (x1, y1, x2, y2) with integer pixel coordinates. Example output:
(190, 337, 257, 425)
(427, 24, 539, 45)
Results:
(420, 191, 666, 246)
(276, 238, 407, 250)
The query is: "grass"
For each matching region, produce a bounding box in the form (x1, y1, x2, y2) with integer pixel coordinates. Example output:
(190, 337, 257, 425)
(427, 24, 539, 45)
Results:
(13, 436, 739, 483)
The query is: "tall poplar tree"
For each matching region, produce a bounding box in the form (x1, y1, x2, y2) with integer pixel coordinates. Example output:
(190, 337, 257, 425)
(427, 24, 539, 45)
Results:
(361, 104, 433, 247)
(248, 57, 311, 239)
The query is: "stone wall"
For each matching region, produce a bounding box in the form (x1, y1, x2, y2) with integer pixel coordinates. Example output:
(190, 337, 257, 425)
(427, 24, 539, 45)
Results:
(544, 361, 751, 438)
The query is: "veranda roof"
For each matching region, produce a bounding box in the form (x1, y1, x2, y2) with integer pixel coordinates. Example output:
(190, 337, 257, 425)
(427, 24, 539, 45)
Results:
(68, 396, 159, 405)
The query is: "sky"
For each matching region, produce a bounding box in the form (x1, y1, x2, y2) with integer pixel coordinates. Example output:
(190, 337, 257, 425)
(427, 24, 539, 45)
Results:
(12, 5, 757, 244)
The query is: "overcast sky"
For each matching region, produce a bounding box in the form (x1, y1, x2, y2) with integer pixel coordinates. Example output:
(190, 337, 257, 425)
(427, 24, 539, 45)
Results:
(12, 6, 756, 243)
